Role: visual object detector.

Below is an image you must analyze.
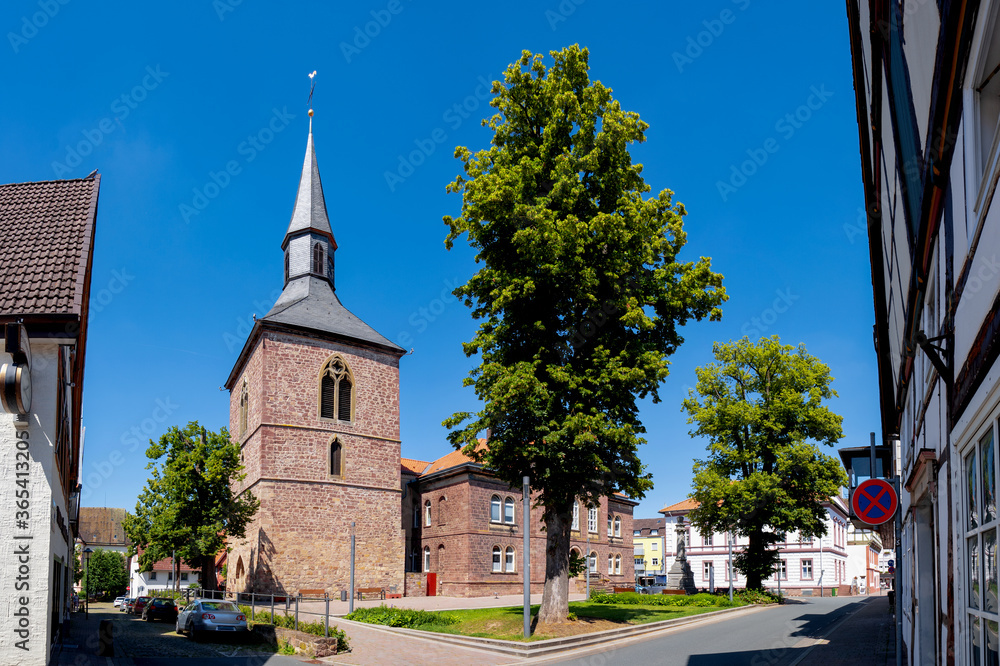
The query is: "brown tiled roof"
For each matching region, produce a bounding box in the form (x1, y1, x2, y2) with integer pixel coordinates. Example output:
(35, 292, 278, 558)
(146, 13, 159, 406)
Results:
(660, 498, 700, 514)
(633, 517, 666, 534)
(421, 439, 488, 476)
(78, 507, 129, 546)
(0, 177, 100, 315)
(400, 457, 430, 475)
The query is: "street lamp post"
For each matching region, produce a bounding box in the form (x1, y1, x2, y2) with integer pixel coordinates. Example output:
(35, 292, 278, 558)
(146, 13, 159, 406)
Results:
(83, 547, 94, 619)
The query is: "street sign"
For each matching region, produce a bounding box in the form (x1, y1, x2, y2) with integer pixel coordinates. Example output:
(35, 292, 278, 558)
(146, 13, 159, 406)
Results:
(887, 565, 895, 574)
(852, 478, 898, 526)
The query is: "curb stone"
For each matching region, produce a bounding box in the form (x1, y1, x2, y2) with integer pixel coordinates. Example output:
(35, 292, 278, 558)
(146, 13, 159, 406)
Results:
(335, 602, 772, 658)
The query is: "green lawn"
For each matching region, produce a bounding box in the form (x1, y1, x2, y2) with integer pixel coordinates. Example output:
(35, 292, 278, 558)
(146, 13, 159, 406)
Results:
(412, 602, 736, 642)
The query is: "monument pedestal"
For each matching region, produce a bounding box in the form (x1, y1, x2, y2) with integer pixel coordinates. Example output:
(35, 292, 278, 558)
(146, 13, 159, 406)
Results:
(664, 559, 698, 594)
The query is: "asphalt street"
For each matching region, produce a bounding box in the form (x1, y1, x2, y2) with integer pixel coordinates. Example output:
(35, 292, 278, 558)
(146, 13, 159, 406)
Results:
(549, 596, 886, 666)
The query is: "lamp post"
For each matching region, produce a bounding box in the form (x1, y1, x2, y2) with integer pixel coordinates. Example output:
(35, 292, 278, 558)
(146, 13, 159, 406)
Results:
(83, 547, 94, 619)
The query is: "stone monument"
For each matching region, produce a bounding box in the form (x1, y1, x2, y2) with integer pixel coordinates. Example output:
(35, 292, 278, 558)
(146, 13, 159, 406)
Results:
(664, 519, 698, 594)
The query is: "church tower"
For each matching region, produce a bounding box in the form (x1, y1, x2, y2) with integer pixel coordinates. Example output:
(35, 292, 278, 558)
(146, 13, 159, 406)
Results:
(224, 113, 406, 596)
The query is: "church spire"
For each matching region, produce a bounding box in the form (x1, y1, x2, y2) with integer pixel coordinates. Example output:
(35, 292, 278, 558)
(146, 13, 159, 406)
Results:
(282, 72, 336, 288)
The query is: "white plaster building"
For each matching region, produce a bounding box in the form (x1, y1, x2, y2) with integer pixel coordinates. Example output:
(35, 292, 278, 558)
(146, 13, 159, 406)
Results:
(129, 552, 197, 597)
(0, 176, 100, 665)
(847, 0, 1000, 661)
(661, 496, 854, 596)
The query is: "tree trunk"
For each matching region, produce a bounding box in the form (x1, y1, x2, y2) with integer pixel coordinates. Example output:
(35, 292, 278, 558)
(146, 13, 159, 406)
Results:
(745, 530, 764, 591)
(201, 554, 217, 592)
(536, 508, 572, 626)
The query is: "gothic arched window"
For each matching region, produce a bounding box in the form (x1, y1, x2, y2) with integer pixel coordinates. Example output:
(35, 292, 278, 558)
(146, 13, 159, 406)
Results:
(312, 242, 324, 275)
(329, 438, 343, 477)
(319, 355, 354, 422)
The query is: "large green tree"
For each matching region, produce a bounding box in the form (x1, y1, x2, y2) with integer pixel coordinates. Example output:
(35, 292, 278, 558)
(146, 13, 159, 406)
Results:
(683, 336, 848, 590)
(443, 45, 726, 625)
(82, 549, 128, 599)
(123, 422, 258, 591)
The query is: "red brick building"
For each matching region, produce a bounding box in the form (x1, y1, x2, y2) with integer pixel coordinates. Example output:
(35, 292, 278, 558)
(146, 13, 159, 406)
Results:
(402, 445, 636, 597)
(225, 119, 635, 598)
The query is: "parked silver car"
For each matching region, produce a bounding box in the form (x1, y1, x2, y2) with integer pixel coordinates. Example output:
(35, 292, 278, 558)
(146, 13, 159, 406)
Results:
(176, 599, 248, 640)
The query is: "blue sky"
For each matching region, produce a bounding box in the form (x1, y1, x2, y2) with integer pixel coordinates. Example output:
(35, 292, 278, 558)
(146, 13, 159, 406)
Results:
(1, 0, 878, 520)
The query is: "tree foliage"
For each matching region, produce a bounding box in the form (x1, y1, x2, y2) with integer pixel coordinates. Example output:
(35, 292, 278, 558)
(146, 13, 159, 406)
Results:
(82, 549, 128, 599)
(123, 422, 258, 591)
(683, 337, 848, 590)
(442, 45, 726, 623)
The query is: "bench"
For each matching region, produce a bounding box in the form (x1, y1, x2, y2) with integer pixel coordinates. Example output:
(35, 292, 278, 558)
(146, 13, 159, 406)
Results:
(356, 587, 385, 600)
(612, 587, 635, 594)
(298, 589, 326, 598)
(661, 589, 686, 595)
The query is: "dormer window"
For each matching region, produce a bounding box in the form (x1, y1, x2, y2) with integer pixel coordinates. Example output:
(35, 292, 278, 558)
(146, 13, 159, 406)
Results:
(312, 242, 324, 275)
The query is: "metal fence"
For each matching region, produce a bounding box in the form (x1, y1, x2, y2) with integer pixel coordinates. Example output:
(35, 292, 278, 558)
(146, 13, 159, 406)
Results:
(178, 588, 349, 639)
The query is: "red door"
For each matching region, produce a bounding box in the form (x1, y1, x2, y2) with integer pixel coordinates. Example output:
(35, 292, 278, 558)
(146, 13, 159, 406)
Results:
(426, 572, 437, 596)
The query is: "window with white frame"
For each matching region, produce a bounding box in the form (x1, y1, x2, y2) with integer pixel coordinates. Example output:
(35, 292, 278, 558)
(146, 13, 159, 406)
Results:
(572, 502, 580, 531)
(802, 559, 813, 580)
(504, 497, 515, 524)
(703, 532, 713, 547)
(778, 560, 787, 580)
(965, 420, 999, 663)
(651, 558, 659, 566)
(971, 7, 1000, 209)
(608, 554, 614, 574)
(651, 541, 658, 551)
(492, 546, 502, 573)
(505, 546, 515, 573)
(491, 495, 501, 523)
(424, 500, 432, 527)
(423, 546, 430, 572)
(614, 554, 621, 575)
(588, 507, 598, 533)
(703, 561, 712, 581)
(614, 516, 621, 537)
(607, 517, 613, 537)
(589, 551, 597, 573)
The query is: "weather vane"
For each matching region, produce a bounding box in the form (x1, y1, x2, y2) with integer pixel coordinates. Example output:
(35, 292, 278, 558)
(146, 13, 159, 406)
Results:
(307, 70, 317, 118)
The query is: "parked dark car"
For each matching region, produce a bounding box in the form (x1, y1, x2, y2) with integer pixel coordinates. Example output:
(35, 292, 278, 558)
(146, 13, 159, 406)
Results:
(132, 596, 152, 616)
(176, 599, 248, 640)
(143, 597, 179, 623)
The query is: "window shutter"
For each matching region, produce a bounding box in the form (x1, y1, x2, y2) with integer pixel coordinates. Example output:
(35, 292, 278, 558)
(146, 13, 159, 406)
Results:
(320, 374, 336, 418)
(338, 377, 352, 421)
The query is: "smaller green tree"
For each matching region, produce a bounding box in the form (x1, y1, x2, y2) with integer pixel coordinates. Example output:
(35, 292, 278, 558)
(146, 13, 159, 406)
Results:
(124, 422, 258, 591)
(82, 549, 128, 599)
(73, 545, 82, 585)
(683, 336, 848, 590)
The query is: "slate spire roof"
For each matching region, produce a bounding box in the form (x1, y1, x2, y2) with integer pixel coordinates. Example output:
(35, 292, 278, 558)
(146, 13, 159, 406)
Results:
(282, 116, 336, 251)
(258, 119, 403, 355)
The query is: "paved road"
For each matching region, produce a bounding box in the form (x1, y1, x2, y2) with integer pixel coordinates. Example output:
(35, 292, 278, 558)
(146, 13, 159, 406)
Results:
(548, 596, 890, 666)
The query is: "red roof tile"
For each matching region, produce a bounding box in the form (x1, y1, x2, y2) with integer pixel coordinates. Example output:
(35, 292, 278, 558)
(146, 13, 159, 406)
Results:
(401, 457, 430, 475)
(0, 177, 100, 315)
